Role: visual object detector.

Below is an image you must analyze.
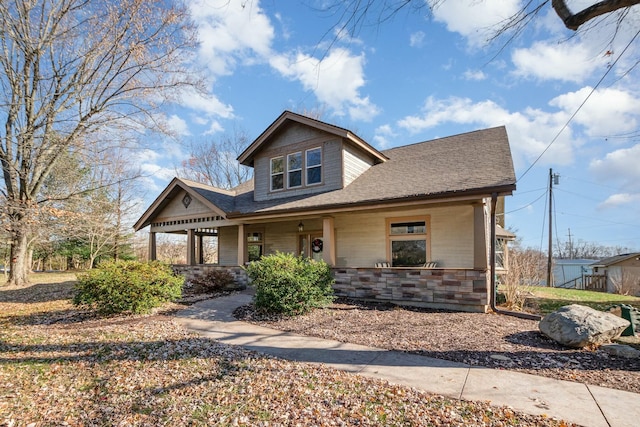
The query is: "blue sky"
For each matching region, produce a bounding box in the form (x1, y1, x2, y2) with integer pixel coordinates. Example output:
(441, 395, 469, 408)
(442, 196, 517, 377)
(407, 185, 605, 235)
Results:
(136, 0, 640, 253)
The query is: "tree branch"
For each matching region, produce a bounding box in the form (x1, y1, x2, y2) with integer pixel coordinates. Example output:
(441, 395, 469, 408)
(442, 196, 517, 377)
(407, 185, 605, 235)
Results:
(552, 0, 640, 30)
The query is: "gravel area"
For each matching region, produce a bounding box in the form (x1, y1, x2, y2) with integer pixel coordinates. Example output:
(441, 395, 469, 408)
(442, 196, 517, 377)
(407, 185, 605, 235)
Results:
(235, 298, 640, 394)
(1, 283, 577, 426)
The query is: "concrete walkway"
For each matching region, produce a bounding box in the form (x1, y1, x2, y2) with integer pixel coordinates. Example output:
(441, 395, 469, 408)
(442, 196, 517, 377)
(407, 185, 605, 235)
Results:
(175, 292, 639, 427)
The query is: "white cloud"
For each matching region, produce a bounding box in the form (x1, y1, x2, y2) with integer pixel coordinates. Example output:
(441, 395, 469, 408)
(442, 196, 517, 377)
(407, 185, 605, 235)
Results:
(550, 87, 640, 137)
(166, 115, 190, 136)
(178, 87, 234, 130)
(511, 41, 606, 83)
(463, 69, 487, 81)
(397, 95, 581, 168)
(189, 0, 275, 76)
(590, 144, 640, 186)
(373, 123, 397, 148)
(598, 193, 640, 209)
(270, 48, 380, 121)
(409, 31, 426, 48)
(431, 0, 521, 47)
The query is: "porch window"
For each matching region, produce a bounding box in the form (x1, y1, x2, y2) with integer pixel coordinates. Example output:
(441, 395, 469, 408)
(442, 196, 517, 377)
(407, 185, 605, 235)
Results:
(247, 232, 263, 262)
(496, 237, 506, 270)
(387, 217, 430, 267)
(306, 147, 322, 185)
(287, 152, 302, 188)
(271, 157, 284, 191)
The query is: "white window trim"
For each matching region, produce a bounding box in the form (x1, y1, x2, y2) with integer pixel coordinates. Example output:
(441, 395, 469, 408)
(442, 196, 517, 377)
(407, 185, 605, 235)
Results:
(305, 147, 322, 186)
(287, 152, 302, 189)
(270, 156, 284, 192)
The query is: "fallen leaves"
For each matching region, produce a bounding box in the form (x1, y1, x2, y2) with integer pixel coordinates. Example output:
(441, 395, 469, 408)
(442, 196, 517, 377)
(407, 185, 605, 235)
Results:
(239, 298, 640, 394)
(1, 283, 575, 426)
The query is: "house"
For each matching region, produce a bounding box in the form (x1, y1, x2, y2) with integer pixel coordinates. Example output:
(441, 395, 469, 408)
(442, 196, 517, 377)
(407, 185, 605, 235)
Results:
(134, 111, 517, 312)
(553, 259, 597, 289)
(590, 253, 640, 295)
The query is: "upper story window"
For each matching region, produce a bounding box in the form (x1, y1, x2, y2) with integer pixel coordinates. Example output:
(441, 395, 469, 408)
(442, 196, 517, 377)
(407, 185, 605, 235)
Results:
(306, 148, 322, 185)
(269, 147, 322, 192)
(287, 152, 302, 188)
(271, 157, 284, 191)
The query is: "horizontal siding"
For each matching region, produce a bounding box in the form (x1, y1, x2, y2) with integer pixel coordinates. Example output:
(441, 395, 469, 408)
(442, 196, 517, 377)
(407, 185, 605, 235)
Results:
(218, 226, 238, 265)
(333, 205, 476, 268)
(431, 206, 474, 267)
(254, 137, 343, 201)
(343, 143, 373, 186)
(157, 189, 211, 218)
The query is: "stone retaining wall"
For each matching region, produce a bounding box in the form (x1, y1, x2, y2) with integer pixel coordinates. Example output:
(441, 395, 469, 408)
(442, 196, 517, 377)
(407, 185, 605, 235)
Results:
(331, 267, 490, 313)
(172, 265, 248, 289)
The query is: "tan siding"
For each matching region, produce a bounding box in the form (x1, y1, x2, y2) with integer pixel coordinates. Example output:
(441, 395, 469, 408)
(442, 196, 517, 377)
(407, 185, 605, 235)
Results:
(332, 205, 478, 268)
(218, 226, 238, 265)
(334, 212, 386, 267)
(156, 190, 211, 219)
(431, 206, 475, 267)
(343, 143, 373, 186)
(262, 221, 310, 255)
(253, 128, 344, 201)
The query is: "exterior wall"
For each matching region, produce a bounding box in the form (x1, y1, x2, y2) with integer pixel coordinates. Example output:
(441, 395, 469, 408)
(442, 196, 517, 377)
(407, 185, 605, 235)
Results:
(605, 264, 640, 295)
(333, 204, 477, 268)
(156, 189, 211, 220)
(172, 265, 248, 289)
(218, 226, 239, 265)
(332, 267, 489, 313)
(343, 143, 374, 186)
(253, 123, 344, 201)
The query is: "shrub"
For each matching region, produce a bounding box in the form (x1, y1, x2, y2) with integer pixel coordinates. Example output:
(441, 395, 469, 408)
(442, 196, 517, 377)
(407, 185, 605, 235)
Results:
(245, 252, 335, 316)
(73, 260, 184, 315)
(190, 269, 236, 294)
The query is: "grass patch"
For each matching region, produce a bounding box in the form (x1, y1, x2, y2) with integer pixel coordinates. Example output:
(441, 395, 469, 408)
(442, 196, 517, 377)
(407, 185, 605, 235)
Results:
(524, 286, 640, 315)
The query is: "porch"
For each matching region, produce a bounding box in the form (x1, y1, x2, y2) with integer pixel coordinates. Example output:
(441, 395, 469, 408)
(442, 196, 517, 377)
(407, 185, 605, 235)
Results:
(171, 264, 490, 313)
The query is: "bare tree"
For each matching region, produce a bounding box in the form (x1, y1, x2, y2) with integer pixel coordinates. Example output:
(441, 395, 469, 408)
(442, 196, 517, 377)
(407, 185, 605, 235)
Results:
(609, 269, 640, 295)
(501, 246, 546, 310)
(177, 127, 253, 189)
(0, 0, 197, 286)
(319, 0, 639, 34)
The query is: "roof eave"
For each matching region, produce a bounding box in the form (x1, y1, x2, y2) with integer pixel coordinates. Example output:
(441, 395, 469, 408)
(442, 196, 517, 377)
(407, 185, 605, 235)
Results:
(227, 184, 516, 220)
(237, 111, 387, 166)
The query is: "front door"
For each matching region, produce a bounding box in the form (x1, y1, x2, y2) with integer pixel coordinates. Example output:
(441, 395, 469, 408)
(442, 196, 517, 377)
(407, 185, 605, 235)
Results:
(299, 234, 323, 261)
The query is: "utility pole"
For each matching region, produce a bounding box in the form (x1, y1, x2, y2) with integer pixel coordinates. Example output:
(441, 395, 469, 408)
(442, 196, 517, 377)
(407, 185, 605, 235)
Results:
(547, 169, 559, 287)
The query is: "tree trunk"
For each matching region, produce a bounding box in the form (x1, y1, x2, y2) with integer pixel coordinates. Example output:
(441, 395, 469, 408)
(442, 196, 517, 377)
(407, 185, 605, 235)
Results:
(7, 227, 31, 286)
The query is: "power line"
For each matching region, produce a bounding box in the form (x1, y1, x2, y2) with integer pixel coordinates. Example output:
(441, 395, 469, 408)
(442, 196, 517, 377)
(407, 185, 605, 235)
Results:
(517, 28, 640, 182)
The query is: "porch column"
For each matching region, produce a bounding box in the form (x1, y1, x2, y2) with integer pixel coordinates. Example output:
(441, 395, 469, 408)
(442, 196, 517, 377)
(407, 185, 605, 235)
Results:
(322, 217, 336, 266)
(473, 203, 487, 269)
(237, 223, 246, 265)
(197, 234, 204, 264)
(148, 232, 157, 261)
(186, 229, 196, 266)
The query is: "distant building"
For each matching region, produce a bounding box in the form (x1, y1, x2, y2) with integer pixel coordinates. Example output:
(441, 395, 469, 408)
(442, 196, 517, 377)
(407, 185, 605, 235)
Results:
(553, 259, 597, 289)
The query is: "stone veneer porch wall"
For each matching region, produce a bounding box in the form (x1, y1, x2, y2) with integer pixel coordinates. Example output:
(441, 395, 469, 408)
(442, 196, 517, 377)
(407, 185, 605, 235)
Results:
(332, 267, 490, 313)
(172, 265, 248, 289)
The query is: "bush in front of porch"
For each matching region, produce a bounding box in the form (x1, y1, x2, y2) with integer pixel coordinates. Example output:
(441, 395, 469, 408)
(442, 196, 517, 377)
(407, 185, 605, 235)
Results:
(246, 252, 334, 316)
(73, 260, 184, 315)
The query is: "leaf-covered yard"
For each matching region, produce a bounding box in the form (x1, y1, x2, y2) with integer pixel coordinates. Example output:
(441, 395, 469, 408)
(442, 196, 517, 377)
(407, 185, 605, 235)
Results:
(0, 277, 574, 426)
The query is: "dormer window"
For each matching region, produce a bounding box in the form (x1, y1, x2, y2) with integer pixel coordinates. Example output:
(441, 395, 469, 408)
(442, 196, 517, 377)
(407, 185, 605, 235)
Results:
(287, 152, 302, 188)
(271, 157, 284, 191)
(306, 147, 322, 185)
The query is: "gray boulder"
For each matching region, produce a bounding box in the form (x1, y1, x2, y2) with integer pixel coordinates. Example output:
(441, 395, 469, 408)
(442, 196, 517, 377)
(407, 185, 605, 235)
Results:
(539, 304, 630, 348)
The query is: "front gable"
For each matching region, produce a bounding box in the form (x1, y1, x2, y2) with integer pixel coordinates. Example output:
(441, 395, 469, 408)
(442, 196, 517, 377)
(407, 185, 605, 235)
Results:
(133, 178, 230, 232)
(238, 111, 387, 202)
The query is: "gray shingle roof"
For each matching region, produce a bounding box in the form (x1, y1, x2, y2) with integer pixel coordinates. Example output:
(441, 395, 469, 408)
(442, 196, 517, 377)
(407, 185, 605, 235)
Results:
(199, 125, 516, 218)
(590, 253, 640, 267)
